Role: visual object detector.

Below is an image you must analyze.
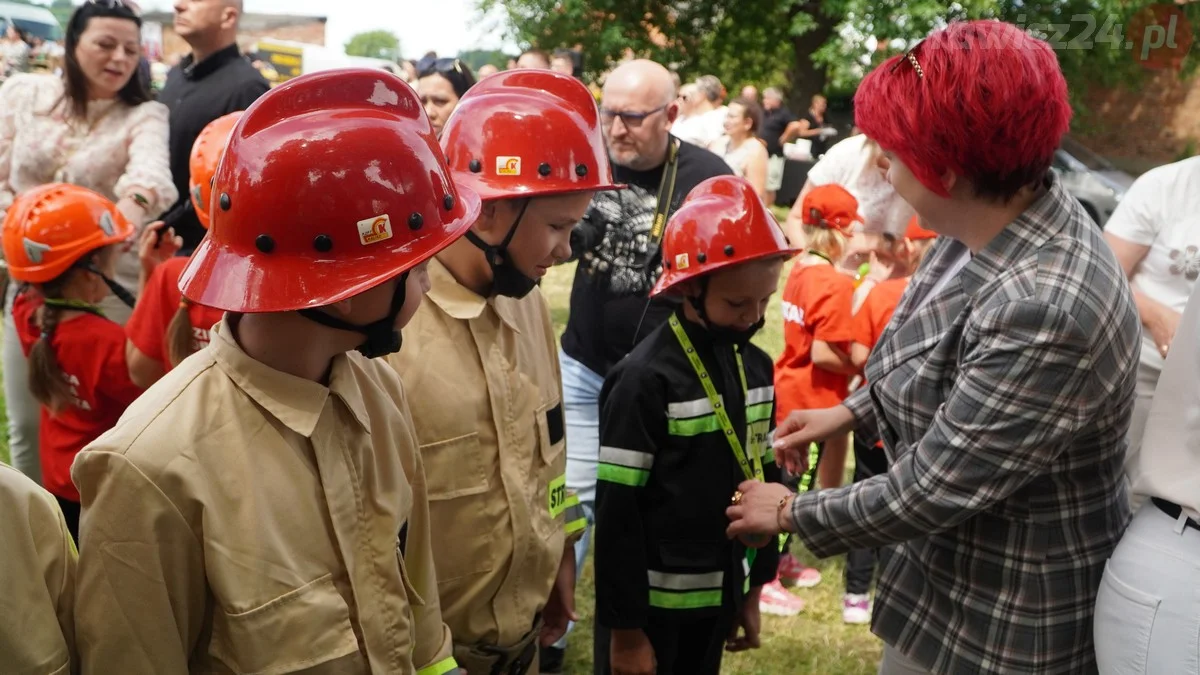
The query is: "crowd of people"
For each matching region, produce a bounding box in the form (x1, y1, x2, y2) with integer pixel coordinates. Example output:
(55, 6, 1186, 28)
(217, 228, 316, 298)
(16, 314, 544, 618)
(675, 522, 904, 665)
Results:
(0, 2, 1198, 675)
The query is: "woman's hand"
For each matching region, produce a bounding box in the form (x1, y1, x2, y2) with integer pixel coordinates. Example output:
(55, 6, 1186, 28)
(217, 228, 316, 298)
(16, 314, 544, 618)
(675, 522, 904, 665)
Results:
(726, 480, 795, 541)
(772, 405, 855, 474)
(1143, 300, 1182, 358)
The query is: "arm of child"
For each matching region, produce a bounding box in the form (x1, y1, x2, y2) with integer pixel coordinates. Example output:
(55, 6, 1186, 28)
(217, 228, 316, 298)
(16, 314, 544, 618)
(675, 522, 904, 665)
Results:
(810, 276, 858, 375)
(405, 445, 459, 675)
(594, 365, 667, 633)
(125, 261, 176, 388)
(73, 451, 207, 673)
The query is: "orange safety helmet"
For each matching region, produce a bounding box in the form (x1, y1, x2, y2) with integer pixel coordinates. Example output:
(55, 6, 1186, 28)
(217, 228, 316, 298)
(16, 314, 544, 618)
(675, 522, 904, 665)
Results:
(189, 111, 243, 230)
(2, 183, 135, 284)
(441, 69, 621, 200)
(651, 176, 799, 297)
(179, 68, 481, 315)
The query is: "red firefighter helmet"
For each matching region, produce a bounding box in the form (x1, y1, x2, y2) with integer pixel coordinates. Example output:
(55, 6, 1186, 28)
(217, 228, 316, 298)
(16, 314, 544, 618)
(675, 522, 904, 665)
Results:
(180, 69, 481, 313)
(2, 183, 135, 284)
(441, 69, 622, 201)
(189, 111, 242, 230)
(651, 176, 799, 297)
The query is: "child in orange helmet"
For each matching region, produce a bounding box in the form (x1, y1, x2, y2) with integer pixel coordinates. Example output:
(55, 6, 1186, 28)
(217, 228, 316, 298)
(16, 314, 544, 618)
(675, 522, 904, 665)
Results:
(1, 183, 143, 541)
(124, 112, 239, 387)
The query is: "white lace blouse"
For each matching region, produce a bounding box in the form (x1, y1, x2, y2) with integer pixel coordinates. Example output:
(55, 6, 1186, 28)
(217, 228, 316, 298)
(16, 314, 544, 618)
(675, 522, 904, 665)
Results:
(0, 73, 177, 220)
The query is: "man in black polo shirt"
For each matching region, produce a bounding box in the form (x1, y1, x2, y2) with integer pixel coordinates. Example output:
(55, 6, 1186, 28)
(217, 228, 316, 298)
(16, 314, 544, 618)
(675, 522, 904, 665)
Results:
(542, 57, 731, 673)
(759, 87, 796, 207)
(158, 0, 268, 252)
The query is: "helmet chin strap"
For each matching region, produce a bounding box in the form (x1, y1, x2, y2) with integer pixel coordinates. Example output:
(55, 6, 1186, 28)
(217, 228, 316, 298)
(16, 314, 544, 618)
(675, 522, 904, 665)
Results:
(296, 272, 411, 358)
(463, 199, 538, 299)
(84, 263, 136, 309)
(687, 278, 764, 347)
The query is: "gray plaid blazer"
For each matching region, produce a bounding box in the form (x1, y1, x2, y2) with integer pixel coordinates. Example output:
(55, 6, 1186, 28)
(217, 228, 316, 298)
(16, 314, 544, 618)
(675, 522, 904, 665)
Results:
(790, 176, 1140, 674)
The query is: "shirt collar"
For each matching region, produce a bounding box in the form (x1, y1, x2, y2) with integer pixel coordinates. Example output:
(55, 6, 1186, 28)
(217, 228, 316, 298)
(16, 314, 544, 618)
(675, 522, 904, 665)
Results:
(182, 43, 243, 81)
(425, 257, 523, 334)
(958, 172, 1071, 298)
(209, 317, 372, 437)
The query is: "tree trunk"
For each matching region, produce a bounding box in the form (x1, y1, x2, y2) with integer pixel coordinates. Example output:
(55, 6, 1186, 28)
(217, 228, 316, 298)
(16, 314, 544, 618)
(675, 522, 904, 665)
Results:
(787, 1, 839, 111)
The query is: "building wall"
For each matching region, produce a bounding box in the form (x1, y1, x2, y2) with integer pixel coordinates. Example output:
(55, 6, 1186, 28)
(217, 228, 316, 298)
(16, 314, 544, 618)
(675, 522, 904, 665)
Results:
(1075, 70, 1200, 170)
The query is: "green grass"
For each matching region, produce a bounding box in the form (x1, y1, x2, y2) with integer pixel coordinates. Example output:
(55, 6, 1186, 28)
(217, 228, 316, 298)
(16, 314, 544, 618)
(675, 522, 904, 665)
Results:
(540, 261, 883, 674)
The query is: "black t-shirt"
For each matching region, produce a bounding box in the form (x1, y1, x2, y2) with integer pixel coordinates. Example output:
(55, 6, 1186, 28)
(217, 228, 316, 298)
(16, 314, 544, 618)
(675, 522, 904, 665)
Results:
(562, 138, 733, 377)
(759, 106, 796, 158)
(158, 45, 269, 251)
(804, 112, 829, 159)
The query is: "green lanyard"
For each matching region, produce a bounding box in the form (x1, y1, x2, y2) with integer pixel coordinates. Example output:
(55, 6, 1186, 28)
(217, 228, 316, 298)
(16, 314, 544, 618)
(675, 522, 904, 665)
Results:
(668, 314, 764, 482)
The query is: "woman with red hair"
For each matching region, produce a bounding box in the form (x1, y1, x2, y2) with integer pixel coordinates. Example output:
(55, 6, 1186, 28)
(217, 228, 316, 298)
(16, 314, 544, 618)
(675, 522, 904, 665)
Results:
(725, 20, 1141, 674)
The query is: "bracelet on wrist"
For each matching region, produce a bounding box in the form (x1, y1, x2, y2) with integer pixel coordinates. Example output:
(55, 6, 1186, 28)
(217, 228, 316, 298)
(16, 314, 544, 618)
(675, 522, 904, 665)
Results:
(776, 494, 795, 533)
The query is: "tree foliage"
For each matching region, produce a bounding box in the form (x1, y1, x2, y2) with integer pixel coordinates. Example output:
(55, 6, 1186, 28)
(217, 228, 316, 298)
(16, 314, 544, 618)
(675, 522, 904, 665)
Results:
(477, 0, 1200, 115)
(458, 49, 510, 73)
(344, 30, 401, 61)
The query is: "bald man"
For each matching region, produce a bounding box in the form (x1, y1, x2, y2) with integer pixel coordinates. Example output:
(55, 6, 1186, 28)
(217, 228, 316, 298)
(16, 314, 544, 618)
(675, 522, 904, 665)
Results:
(741, 84, 759, 102)
(158, 0, 268, 252)
(477, 63, 499, 78)
(548, 57, 732, 675)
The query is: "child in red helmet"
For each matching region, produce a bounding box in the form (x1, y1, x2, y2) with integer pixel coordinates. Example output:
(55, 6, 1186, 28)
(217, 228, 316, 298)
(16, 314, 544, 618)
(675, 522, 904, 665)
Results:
(124, 112, 240, 388)
(386, 69, 609, 674)
(72, 70, 471, 674)
(2, 184, 143, 542)
(593, 175, 796, 675)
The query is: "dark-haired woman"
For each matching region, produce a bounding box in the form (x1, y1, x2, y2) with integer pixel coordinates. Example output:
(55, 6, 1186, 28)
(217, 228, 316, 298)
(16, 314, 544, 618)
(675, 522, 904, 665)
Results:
(0, 0, 175, 484)
(416, 56, 476, 138)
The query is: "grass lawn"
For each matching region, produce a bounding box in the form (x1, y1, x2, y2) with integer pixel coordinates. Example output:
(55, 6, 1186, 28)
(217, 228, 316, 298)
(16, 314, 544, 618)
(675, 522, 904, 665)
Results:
(0, 231, 885, 673)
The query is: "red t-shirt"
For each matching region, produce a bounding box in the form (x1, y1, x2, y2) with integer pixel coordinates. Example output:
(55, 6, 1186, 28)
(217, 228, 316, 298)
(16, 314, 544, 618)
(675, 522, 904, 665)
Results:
(852, 277, 910, 351)
(852, 277, 909, 449)
(774, 263, 855, 421)
(125, 256, 224, 372)
(13, 291, 143, 502)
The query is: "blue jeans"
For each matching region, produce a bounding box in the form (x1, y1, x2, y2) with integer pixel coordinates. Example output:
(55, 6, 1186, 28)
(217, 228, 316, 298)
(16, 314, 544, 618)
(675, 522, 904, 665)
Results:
(554, 350, 604, 650)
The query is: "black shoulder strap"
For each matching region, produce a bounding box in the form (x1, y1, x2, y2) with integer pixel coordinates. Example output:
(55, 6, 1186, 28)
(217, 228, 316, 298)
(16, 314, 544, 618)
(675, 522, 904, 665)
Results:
(647, 138, 681, 247)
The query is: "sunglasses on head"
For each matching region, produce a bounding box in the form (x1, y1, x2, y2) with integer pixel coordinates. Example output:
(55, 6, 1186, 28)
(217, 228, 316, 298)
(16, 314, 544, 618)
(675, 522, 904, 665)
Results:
(890, 39, 925, 80)
(417, 56, 464, 77)
(84, 0, 141, 16)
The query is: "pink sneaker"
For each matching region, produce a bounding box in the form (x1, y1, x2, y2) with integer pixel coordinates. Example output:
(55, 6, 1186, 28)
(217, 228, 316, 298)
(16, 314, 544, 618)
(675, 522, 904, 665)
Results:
(759, 579, 805, 616)
(778, 554, 822, 588)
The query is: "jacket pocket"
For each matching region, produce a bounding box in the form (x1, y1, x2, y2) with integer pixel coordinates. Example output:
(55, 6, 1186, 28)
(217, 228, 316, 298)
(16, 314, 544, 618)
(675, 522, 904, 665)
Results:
(1094, 560, 1160, 675)
(533, 399, 567, 542)
(421, 432, 489, 500)
(208, 574, 360, 675)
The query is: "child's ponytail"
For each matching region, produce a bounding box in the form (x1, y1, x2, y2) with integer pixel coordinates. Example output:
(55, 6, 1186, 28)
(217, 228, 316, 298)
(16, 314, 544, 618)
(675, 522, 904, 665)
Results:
(165, 298, 196, 367)
(801, 223, 849, 263)
(28, 284, 74, 414)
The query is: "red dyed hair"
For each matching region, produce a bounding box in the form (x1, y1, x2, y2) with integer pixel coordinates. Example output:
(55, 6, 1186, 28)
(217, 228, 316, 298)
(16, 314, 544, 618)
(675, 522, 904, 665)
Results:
(855, 20, 1072, 200)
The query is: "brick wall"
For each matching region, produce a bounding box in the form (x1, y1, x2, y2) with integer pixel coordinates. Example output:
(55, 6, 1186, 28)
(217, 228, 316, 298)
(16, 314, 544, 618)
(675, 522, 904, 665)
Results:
(1074, 70, 1200, 169)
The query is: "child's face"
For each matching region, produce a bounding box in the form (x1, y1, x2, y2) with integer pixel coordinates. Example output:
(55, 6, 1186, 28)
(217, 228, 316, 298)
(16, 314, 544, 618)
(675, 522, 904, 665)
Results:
(837, 230, 877, 278)
(80, 245, 120, 304)
(478, 192, 592, 282)
(332, 261, 432, 334)
(696, 257, 785, 330)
